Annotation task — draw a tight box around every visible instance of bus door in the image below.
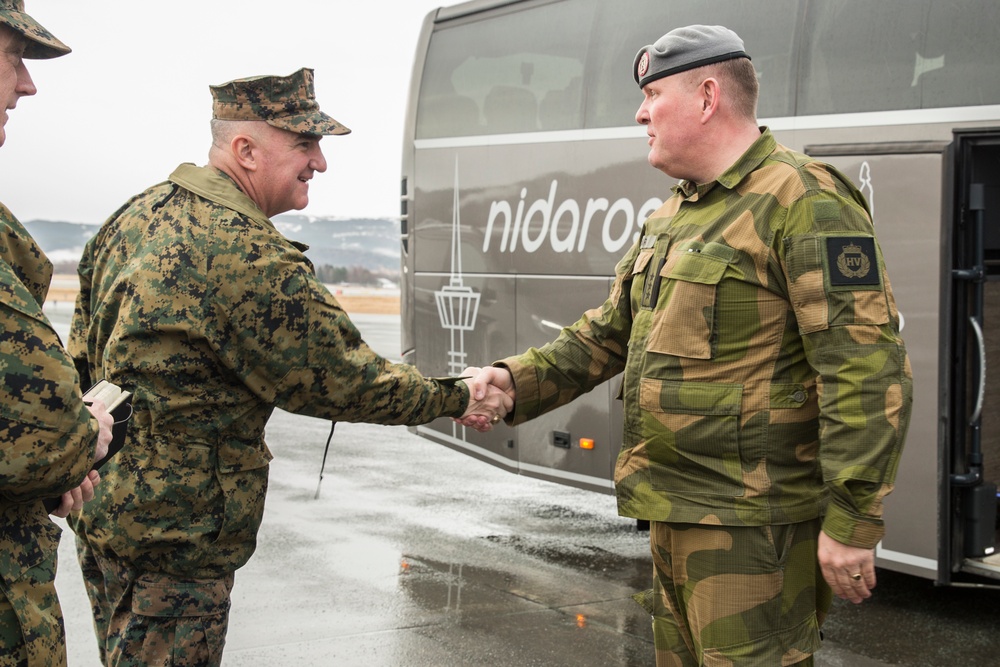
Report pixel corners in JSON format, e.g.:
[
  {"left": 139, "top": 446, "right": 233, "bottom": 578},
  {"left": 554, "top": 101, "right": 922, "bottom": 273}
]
[
  {"left": 806, "top": 139, "right": 947, "bottom": 582},
  {"left": 948, "top": 130, "right": 1000, "bottom": 584},
  {"left": 511, "top": 274, "right": 620, "bottom": 495}
]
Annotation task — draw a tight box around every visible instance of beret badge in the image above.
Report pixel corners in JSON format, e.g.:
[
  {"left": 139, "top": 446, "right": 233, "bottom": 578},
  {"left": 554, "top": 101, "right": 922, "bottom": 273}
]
[{"left": 637, "top": 51, "right": 650, "bottom": 80}]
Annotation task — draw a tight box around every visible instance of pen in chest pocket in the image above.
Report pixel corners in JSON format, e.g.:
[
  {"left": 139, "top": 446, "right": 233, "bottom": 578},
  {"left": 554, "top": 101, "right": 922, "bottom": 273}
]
[{"left": 647, "top": 256, "right": 667, "bottom": 307}]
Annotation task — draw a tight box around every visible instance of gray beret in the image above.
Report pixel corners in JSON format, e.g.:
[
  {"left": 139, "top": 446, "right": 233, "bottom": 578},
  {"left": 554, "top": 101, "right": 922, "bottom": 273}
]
[{"left": 634, "top": 25, "right": 749, "bottom": 88}]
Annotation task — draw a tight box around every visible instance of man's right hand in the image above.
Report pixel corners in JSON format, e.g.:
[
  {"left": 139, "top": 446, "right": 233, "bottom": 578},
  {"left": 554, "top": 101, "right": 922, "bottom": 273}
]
[
  {"left": 86, "top": 399, "right": 114, "bottom": 463},
  {"left": 456, "top": 366, "right": 516, "bottom": 431}
]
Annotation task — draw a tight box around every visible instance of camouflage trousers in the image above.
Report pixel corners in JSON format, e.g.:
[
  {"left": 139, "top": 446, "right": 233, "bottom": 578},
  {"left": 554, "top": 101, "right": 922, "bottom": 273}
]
[
  {"left": 76, "top": 537, "right": 233, "bottom": 667},
  {"left": 0, "top": 547, "right": 66, "bottom": 667},
  {"left": 635, "top": 519, "right": 831, "bottom": 667}
]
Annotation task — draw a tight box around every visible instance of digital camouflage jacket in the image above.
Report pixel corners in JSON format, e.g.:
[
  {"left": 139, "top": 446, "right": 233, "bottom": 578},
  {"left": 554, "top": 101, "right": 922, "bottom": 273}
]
[
  {"left": 501, "top": 130, "right": 912, "bottom": 549},
  {"left": 0, "top": 203, "right": 98, "bottom": 667},
  {"left": 68, "top": 164, "right": 469, "bottom": 578}
]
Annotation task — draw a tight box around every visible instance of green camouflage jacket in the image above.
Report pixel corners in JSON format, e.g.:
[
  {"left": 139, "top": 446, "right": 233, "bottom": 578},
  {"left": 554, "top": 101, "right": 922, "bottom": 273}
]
[
  {"left": 501, "top": 129, "right": 912, "bottom": 548},
  {"left": 68, "top": 164, "right": 469, "bottom": 577},
  {"left": 0, "top": 203, "right": 98, "bottom": 666}
]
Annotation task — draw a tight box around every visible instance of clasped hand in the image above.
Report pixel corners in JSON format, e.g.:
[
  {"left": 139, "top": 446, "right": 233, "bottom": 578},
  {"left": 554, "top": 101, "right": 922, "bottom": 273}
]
[
  {"left": 456, "top": 366, "right": 517, "bottom": 432},
  {"left": 50, "top": 399, "right": 114, "bottom": 518}
]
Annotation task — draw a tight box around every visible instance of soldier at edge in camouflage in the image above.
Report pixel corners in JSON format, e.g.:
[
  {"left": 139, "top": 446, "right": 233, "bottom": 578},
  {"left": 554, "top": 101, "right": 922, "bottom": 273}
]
[
  {"left": 463, "top": 24, "right": 912, "bottom": 667},
  {"left": 0, "top": 2, "right": 114, "bottom": 666},
  {"left": 68, "top": 67, "right": 511, "bottom": 667}
]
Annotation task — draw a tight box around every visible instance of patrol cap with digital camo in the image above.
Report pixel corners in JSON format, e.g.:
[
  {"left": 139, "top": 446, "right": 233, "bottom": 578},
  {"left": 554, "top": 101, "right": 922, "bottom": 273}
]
[
  {"left": 210, "top": 67, "right": 351, "bottom": 137},
  {"left": 0, "top": 0, "right": 71, "bottom": 59},
  {"left": 634, "top": 25, "right": 749, "bottom": 88}
]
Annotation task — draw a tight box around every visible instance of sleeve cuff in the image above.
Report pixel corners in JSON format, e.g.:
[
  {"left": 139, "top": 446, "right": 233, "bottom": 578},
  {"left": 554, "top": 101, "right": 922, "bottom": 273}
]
[
  {"left": 494, "top": 359, "right": 538, "bottom": 424},
  {"left": 822, "top": 501, "right": 885, "bottom": 549}
]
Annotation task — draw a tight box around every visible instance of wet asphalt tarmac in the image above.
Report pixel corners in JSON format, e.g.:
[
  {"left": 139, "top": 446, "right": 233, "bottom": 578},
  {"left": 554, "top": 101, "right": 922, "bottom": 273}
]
[{"left": 44, "top": 305, "right": 1000, "bottom": 666}]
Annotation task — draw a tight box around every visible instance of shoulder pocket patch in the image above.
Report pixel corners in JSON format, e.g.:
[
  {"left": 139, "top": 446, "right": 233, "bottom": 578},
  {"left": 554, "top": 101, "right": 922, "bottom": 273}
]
[{"left": 826, "top": 236, "right": 881, "bottom": 288}]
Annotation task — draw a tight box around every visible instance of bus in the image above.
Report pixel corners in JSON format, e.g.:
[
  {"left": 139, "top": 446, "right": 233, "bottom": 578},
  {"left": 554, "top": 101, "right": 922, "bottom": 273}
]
[{"left": 399, "top": 0, "right": 1000, "bottom": 588}]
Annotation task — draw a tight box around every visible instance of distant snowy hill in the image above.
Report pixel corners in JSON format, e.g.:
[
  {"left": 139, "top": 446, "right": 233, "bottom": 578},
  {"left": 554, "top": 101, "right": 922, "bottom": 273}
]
[
  {"left": 21, "top": 215, "right": 401, "bottom": 274},
  {"left": 20, "top": 220, "right": 100, "bottom": 266},
  {"left": 272, "top": 214, "right": 400, "bottom": 273}
]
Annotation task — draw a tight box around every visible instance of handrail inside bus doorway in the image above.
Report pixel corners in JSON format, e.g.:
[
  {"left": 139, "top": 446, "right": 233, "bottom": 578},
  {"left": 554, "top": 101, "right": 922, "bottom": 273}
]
[
  {"left": 968, "top": 316, "right": 986, "bottom": 427},
  {"left": 951, "top": 183, "right": 987, "bottom": 489}
]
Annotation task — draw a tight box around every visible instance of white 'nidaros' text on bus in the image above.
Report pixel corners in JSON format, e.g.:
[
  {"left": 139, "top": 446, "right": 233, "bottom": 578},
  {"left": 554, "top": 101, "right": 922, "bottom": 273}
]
[{"left": 483, "top": 179, "right": 663, "bottom": 254}]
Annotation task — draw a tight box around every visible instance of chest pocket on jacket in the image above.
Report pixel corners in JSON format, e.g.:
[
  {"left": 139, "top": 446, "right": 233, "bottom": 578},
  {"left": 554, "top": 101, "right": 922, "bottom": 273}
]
[{"left": 646, "top": 242, "right": 734, "bottom": 359}]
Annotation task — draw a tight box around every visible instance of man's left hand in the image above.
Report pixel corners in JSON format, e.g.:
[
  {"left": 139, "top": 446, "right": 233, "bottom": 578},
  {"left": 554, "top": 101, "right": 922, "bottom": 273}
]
[
  {"left": 818, "top": 530, "right": 875, "bottom": 604},
  {"left": 50, "top": 470, "right": 101, "bottom": 518}
]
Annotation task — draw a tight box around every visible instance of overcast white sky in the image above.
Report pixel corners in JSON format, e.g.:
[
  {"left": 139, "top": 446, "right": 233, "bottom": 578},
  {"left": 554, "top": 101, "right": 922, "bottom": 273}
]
[{"left": 1, "top": 0, "right": 450, "bottom": 224}]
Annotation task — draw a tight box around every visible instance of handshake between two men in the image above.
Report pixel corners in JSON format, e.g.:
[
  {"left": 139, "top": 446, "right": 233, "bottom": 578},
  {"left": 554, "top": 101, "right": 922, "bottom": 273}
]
[{"left": 458, "top": 367, "right": 516, "bottom": 433}]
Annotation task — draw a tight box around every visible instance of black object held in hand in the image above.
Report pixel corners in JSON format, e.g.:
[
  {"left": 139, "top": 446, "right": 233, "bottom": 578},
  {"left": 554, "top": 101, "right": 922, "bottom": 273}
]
[{"left": 43, "top": 397, "right": 132, "bottom": 514}]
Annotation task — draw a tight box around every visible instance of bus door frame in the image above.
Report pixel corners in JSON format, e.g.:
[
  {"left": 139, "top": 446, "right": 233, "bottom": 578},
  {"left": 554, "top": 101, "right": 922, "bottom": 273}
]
[{"left": 946, "top": 128, "right": 1000, "bottom": 585}]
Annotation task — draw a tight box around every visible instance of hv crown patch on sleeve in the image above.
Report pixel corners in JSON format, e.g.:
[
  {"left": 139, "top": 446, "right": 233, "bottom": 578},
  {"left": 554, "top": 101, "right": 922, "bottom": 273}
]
[{"left": 825, "top": 236, "right": 881, "bottom": 288}]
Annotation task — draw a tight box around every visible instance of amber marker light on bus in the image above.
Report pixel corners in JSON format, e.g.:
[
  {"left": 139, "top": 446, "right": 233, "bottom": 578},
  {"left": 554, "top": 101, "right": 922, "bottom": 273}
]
[{"left": 579, "top": 438, "right": 595, "bottom": 450}]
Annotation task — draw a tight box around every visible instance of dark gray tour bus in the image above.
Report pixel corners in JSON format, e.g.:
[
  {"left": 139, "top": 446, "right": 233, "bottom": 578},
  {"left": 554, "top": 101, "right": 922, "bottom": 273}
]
[{"left": 399, "top": 0, "right": 1000, "bottom": 588}]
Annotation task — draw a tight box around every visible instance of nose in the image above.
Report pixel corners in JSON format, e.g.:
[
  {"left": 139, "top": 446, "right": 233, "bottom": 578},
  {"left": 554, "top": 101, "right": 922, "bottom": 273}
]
[
  {"left": 310, "top": 145, "right": 327, "bottom": 173},
  {"left": 635, "top": 99, "right": 649, "bottom": 125},
  {"left": 16, "top": 62, "right": 37, "bottom": 98}
]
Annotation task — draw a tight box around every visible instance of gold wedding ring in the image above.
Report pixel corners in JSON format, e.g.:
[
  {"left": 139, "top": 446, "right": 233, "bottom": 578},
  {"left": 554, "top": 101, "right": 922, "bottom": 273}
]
[
  {"left": 491, "top": 414, "right": 501, "bottom": 424},
  {"left": 850, "top": 573, "right": 863, "bottom": 581}
]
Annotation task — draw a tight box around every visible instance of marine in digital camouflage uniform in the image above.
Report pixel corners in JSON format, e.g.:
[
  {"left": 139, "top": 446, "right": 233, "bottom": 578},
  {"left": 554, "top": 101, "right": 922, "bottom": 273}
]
[
  {"left": 0, "top": 4, "right": 107, "bottom": 666},
  {"left": 0, "top": 209, "right": 100, "bottom": 667},
  {"left": 68, "top": 68, "right": 508, "bottom": 667},
  {"left": 471, "top": 26, "right": 912, "bottom": 666}
]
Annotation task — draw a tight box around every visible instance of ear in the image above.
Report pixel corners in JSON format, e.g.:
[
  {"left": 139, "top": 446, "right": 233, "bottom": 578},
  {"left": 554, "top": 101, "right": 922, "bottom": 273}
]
[
  {"left": 231, "top": 135, "right": 257, "bottom": 171},
  {"left": 698, "top": 77, "right": 721, "bottom": 123}
]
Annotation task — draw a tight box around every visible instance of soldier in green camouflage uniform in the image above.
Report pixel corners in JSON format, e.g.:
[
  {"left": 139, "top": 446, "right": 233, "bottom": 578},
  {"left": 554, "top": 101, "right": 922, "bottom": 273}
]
[
  {"left": 0, "top": 3, "right": 113, "bottom": 666},
  {"left": 466, "top": 25, "right": 912, "bottom": 666},
  {"left": 68, "top": 68, "right": 511, "bottom": 667}
]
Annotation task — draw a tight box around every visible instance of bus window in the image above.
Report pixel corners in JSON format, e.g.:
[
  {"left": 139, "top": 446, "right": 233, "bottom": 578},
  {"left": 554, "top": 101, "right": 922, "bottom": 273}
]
[
  {"left": 415, "top": 0, "right": 598, "bottom": 138},
  {"left": 919, "top": 0, "right": 1000, "bottom": 109},
  {"left": 799, "top": 0, "right": 1000, "bottom": 115},
  {"left": 800, "top": 0, "right": 926, "bottom": 114},
  {"left": 586, "top": 0, "right": 798, "bottom": 128}
]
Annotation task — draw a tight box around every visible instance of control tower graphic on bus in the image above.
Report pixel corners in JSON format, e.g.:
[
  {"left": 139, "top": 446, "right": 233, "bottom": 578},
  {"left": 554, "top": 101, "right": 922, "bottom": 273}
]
[{"left": 434, "top": 160, "right": 481, "bottom": 437}]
